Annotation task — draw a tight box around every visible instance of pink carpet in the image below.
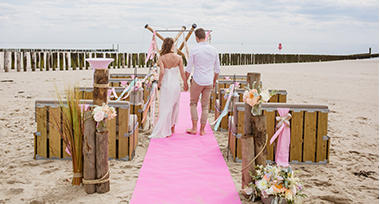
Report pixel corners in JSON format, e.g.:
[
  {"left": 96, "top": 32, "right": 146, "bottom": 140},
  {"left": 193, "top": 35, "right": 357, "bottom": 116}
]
[{"left": 130, "top": 92, "right": 241, "bottom": 204}]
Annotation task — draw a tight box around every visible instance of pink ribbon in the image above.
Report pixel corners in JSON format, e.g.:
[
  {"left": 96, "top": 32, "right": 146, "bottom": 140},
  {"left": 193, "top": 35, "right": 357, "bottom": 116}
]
[
  {"left": 121, "top": 81, "right": 129, "bottom": 87},
  {"left": 270, "top": 108, "right": 292, "bottom": 167},
  {"left": 145, "top": 31, "right": 157, "bottom": 63},
  {"left": 78, "top": 104, "right": 89, "bottom": 113},
  {"left": 225, "top": 76, "right": 230, "bottom": 80},
  {"left": 65, "top": 142, "right": 71, "bottom": 156},
  {"left": 205, "top": 30, "right": 211, "bottom": 40}
]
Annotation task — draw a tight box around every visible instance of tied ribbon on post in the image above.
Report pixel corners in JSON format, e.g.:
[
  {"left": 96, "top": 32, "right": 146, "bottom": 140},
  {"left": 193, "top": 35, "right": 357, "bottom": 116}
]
[
  {"left": 145, "top": 31, "right": 159, "bottom": 63},
  {"left": 211, "top": 84, "right": 235, "bottom": 131},
  {"left": 205, "top": 30, "right": 212, "bottom": 42},
  {"left": 270, "top": 108, "right": 292, "bottom": 167}
]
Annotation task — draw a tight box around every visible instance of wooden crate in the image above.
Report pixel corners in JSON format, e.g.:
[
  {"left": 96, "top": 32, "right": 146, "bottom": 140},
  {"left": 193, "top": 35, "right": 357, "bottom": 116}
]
[
  {"left": 34, "top": 100, "right": 138, "bottom": 160},
  {"left": 215, "top": 89, "right": 287, "bottom": 131},
  {"left": 76, "top": 87, "right": 147, "bottom": 129},
  {"left": 228, "top": 102, "right": 330, "bottom": 164}
]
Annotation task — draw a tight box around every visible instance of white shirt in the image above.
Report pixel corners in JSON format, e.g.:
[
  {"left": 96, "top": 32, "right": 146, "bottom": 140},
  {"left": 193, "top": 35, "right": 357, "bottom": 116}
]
[{"left": 185, "top": 42, "right": 221, "bottom": 86}]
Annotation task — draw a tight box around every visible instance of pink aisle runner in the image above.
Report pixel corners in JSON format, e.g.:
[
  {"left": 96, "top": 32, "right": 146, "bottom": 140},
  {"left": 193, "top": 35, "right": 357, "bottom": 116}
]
[{"left": 130, "top": 92, "right": 241, "bottom": 203}]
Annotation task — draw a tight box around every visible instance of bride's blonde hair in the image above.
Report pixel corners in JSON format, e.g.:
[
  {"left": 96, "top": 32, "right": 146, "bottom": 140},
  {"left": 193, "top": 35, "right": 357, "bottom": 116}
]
[{"left": 160, "top": 37, "right": 174, "bottom": 56}]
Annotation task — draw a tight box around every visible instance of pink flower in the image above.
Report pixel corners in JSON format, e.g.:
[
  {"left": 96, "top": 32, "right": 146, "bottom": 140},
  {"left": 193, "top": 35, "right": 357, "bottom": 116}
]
[{"left": 93, "top": 111, "right": 105, "bottom": 122}]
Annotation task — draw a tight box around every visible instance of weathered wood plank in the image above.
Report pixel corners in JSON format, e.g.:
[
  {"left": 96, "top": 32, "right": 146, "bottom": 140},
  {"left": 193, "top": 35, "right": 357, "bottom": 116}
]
[{"left": 303, "top": 111, "right": 317, "bottom": 162}]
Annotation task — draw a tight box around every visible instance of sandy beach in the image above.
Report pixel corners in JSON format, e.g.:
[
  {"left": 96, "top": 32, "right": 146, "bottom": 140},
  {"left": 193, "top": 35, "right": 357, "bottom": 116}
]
[{"left": 0, "top": 59, "right": 378, "bottom": 203}]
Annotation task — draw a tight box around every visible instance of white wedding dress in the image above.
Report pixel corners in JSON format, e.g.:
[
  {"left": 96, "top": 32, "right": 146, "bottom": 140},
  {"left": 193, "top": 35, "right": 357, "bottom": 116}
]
[{"left": 149, "top": 66, "right": 180, "bottom": 138}]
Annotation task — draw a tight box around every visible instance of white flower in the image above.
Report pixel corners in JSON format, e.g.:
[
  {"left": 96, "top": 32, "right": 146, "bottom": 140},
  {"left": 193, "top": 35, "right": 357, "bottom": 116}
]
[
  {"left": 93, "top": 106, "right": 102, "bottom": 114},
  {"left": 93, "top": 111, "right": 105, "bottom": 122},
  {"left": 265, "top": 187, "right": 274, "bottom": 196},
  {"left": 257, "top": 179, "right": 269, "bottom": 191},
  {"left": 260, "top": 89, "right": 271, "bottom": 102}
]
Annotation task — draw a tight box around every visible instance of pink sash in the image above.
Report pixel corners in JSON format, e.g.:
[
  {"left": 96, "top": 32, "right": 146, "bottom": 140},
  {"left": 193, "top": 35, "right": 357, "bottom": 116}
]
[{"left": 270, "top": 108, "right": 292, "bottom": 167}]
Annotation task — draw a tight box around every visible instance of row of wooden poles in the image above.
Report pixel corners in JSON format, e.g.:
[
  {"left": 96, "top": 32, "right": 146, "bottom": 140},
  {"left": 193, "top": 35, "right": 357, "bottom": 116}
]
[{"left": 1, "top": 50, "right": 378, "bottom": 72}]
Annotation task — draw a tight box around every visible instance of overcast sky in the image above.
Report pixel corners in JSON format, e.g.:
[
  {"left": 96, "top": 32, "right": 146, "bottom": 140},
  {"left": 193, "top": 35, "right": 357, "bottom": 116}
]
[{"left": 0, "top": 0, "right": 378, "bottom": 54}]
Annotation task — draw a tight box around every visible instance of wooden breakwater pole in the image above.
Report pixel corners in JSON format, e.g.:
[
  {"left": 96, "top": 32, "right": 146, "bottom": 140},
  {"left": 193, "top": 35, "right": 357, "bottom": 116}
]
[
  {"left": 83, "top": 58, "right": 113, "bottom": 194},
  {"left": 241, "top": 72, "right": 268, "bottom": 190}
]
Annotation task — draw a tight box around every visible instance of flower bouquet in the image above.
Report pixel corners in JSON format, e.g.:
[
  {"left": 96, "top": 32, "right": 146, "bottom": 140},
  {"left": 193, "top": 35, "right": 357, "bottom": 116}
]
[
  {"left": 243, "top": 82, "right": 276, "bottom": 115},
  {"left": 242, "top": 164, "right": 307, "bottom": 204},
  {"left": 92, "top": 103, "right": 117, "bottom": 132}
]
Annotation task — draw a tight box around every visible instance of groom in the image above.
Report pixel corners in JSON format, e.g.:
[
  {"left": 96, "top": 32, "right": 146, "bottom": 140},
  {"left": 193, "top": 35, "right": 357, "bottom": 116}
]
[{"left": 185, "top": 28, "right": 220, "bottom": 135}]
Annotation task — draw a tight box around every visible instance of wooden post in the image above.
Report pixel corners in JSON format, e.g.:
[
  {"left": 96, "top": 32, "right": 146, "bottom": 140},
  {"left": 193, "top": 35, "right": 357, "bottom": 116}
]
[
  {"left": 79, "top": 53, "right": 83, "bottom": 70},
  {"left": 93, "top": 67, "right": 110, "bottom": 193},
  {"left": 52, "top": 52, "right": 57, "bottom": 71},
  {"left": 179, "top": 23, "right": 196, "bottom": 51},
  {"left": 36, "top": 52, "right": 40, "bottom": 69},
  {"left": 46, "top": 52, "right": 51, "bottom": 71},
  {"left": 40, "top": 52, "right": 45, "bottom": 71},
  {"left": 31, "top": 52, "right": 36, "bottom": 71},
  {"left": 173, "top": 26, "right": 186, "bottom": 42},
  {"left": 23, "top": 52, "right": 28, "bottom": 71},
  {"left": 11, "top": 52, "right": 15, "bottom": 70},
  {"left": 16, "top": 52, "right": 21, "bottom": 72},
  {"left": 128, "top": 53, "right": 131, "bottom": 68},
  {"left": 252, "top": 115, "right": 267, "bottom": 166},
  {"left": 85, "top": 53, "right": 89, "bottom": 70},
  {"left": 121, "top": 53, "right": 125, "bottom": 68},
  {"left": 65, "top": 53, "right": 69, "bottom": 70},
  {"left": 241, "top": 72, "right": 263, "bottom": 189},
  {"left": 83, "top": 111, "right": 96, "bottom": 194},
  {"left": 59, "top": 52, "right": 64, "bottom": 70},
  {"left": 4, "top": 51, "right": 10, "bottom": 72}
]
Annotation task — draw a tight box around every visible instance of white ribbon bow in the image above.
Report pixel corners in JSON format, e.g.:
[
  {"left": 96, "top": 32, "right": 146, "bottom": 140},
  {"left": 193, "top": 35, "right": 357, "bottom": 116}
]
[{"left": 276, "top": 113, "right": 292, "bottom": 128}]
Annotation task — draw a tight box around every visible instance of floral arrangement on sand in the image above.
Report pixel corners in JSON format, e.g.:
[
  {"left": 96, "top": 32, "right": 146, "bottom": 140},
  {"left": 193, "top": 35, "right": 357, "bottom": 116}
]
[
  {"left": 48, "top": 86, "right": 85, "bottom": 185},
  {"left": 92, "top": 103, "right": 117, "bottom": 132},
  {"left": 242, "top": 165, "right": 307, "bottom": 204},
  {"left": 243, "top": 82, "right": 276, "bottom": 115}
]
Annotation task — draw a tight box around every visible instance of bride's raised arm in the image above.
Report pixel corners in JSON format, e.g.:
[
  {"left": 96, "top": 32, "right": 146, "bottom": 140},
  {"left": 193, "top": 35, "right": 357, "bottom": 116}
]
[
  {"left": 157, "top": 56, "right": 165, "bottom": 88},
  {"left": 178, "top": 56, "right": 188, "bottom": 91}
]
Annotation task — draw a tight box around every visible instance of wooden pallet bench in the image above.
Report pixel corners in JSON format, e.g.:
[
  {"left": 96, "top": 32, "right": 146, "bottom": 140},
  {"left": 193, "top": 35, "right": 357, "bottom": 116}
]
[
  {"left": 34, "top": 100, "right": 138, "bottom": 161},
  {"left": 215, "top": 89, "right": 287, "bottom": 131},
  {"left": 75, "top": 87, "right": 147, "bottom": 129},
  {"left": 110, "top": 73, "right": 147, "bottom": 79},
  {"left": 228, "top": 102, "right": 330, "bottom": 164}
]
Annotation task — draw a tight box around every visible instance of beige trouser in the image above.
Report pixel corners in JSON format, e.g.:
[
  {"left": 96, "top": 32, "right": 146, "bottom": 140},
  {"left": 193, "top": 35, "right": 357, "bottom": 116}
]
[{"left": 190, "top": 80, "right": 213, "bottom": 124}]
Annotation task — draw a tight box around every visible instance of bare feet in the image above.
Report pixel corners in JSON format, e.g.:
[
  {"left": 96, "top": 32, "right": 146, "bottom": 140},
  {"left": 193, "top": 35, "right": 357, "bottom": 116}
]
[
  {"left": 166, "top": 134, "right": 172, "bottom": 138},
  {"left": 186, "top": 128, "right": 197, "bottom": 135},
  {"left": 171, "top": 125, "right": 175, "bottom": 133},
  {"left": 199, "top": 130, "right": 207, "bottom": 136}
]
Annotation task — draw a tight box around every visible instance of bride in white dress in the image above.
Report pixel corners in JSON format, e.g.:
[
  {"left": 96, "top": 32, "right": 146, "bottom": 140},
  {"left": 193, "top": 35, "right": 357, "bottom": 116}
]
[{"left": 149, "top": 37, "right": 188, "bottom": 139}]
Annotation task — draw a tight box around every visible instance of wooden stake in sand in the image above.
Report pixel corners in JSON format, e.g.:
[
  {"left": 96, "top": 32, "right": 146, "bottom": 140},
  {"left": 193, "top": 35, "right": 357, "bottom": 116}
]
[
  {"left": 83, "top": 111, "right": 96, "bottom": 194},
  {"left": 93, "top": 67, "right": 110, "bottom": 193},
  {"left": 241, "top": 72, "right": 267, "bottom": 189}
]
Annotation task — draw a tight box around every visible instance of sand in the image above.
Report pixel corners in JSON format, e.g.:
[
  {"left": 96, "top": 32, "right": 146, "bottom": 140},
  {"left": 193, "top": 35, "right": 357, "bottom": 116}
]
[{"left": 0, "top": 59, "right": 378, "bottom": 204}]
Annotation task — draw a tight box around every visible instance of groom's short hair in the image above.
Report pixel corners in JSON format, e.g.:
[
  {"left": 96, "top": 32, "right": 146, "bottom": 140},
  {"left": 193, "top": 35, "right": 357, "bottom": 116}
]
[{"left": 195, "top": 28, "right": 205, "bottom": 40}]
